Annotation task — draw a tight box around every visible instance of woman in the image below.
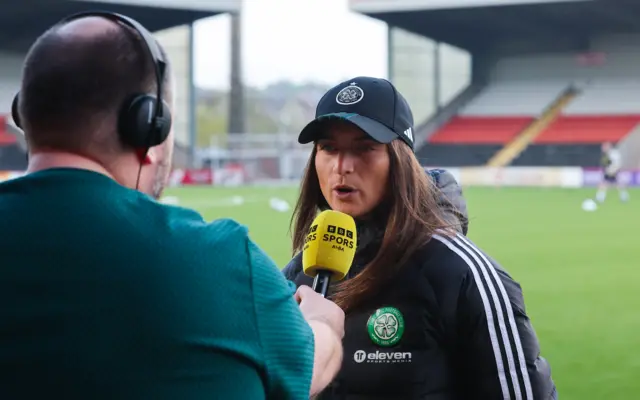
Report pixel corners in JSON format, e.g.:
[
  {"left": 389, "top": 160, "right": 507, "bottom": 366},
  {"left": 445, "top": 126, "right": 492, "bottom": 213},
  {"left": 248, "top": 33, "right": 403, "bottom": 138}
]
[{"left": 283, "top": 77, "right": 557, "bottom": 400}]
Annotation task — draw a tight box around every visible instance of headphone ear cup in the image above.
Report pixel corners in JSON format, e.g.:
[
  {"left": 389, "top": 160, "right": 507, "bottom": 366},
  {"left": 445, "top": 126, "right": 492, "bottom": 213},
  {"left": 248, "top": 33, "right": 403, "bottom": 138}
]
[
  {"left": 118, "top": 94, "right": 172, "bottom": 148},
  {"left": 155, "top": 100, "right": 172, "bottom": 144},
  {"left": 11, "top": 94, "right": 21, "bottom": 129}
]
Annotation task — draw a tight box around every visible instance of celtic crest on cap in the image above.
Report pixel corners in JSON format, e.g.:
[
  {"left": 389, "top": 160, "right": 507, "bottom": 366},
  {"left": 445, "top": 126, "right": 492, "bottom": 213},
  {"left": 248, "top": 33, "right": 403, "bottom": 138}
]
[
  {"left": 336, "top": 82, "right": 364, "bottom": 105},
  {"left": 366, "top": 306, "right": 405, "bottom": 347}
]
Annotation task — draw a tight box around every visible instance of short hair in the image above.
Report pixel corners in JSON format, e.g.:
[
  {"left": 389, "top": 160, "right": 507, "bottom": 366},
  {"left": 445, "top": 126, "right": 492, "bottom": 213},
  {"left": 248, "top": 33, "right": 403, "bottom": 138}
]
[{"left": 18, "top": 19, "right": 172, "bottom": 155}]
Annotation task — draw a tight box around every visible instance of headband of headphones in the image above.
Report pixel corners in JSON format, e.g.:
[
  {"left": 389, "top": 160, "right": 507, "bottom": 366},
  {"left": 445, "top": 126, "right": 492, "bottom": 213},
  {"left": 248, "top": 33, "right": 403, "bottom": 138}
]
[{"left": 58, "top": 11, "right": 167, "bottom": 124}]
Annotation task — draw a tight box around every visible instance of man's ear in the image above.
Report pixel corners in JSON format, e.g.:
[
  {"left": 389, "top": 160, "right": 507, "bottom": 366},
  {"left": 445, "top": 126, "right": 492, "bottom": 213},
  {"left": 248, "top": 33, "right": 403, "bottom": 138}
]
[{"left": 135, "top": 149, "right": 152, "bottom": 165}]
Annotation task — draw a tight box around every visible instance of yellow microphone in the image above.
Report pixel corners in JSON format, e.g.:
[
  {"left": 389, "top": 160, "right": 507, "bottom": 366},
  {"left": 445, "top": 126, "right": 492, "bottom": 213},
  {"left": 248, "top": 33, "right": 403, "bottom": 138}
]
[{"left": 302, "top": 210, "right": 357, "bottom": 297}]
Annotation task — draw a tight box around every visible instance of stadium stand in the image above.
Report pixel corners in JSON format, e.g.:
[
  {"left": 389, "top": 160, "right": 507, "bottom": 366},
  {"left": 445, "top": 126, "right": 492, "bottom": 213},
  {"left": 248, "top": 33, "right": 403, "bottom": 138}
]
[
  {"left": 562, "top": 80, "right": 640, "bottom": 115},
  {"left": 418, "top": 81, "right": 572, "bottom": 166},
  {"left": 487, "top": 87, "right": 578, "bottom": 167},
  {"left": 348, "top": 1, "right": 640, "bottom": 171},
  {"left": 513, "top": 80, "right": 640, "bottom": 166},
  {"left": 418, "top": 61, "right": 640, "bottom": 167},
  {"left": 419, "top": 116, "right": 532, "bottom": 166},
  {"left": 459, "top": 81, "right": 570, "bottom": 117},
  {"left": 0, "top": 117, "right": 14, "bottom": 146}
]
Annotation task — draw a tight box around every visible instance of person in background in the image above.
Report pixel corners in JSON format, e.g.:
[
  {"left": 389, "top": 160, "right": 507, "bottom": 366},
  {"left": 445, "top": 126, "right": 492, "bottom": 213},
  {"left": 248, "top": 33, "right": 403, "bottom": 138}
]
[
  {"left": 0, "top": 12, "right": 342, "bottom": 399},
  {"left": 284, "top": 76, "right": 557, "bottom": 399},
  {"left": 596, "top": 141, "right": 629, "bottom": 203},
  {"left": 427, "top": 168, "right": 469, "bottom": 236}
]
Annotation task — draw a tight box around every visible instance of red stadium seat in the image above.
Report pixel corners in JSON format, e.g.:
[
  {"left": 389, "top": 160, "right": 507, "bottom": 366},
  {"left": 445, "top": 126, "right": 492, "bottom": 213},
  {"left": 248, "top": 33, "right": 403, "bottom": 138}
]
[
  {"left": 428, "top": 116, "right": 534, "bottom": 144},
  {"left": 534, "top": 115, "right": 640, "bottom": 144}
]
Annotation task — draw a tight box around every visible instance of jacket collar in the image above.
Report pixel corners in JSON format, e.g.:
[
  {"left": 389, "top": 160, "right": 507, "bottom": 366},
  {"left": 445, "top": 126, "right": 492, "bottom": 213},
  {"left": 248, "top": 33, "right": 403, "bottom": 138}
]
[{"left": 348, "top": 218, "right": 385, "bottom": 277}]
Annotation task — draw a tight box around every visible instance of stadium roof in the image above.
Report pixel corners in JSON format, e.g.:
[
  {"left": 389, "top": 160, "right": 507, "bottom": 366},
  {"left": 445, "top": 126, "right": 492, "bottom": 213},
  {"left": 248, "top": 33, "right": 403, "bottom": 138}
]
[
  {"left": 350, "top": 0, "right": 640, "bottom": 53},
  {"left": 0, "top": 0, "right": 241, "bottom": 53}
]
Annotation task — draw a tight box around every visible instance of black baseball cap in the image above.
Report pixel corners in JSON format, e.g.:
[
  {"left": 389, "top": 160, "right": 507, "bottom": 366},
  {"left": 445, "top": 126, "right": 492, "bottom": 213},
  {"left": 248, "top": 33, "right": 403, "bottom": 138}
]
[{"left": 298, "top": 76, "right": 415, "bottom": 150}]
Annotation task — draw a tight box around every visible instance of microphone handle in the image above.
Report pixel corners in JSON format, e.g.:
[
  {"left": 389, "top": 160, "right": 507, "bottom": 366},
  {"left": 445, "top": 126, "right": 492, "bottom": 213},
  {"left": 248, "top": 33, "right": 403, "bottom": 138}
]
[{"left": 312, "top": 270, "right": 333, "bottom": 298}]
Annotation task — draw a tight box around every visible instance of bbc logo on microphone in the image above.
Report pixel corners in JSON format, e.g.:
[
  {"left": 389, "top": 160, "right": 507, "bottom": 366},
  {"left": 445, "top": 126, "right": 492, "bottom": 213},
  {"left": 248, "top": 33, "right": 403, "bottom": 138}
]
[
  {"left": 324, "top": 225, "right": 354, "bottom": 249},
  {"left": 304, "top": 224, "right": 319, "bottom": 246},
  {"left": 327, "top": 225, "right": 353, "bottom": 239}
]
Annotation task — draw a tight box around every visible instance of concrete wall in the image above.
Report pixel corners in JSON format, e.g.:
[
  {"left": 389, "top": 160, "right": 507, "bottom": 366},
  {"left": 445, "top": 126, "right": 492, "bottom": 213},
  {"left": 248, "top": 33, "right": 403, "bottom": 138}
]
[
  {"left": 478, "top": 33, "right": 640, "bottom": 118},
  {"left": 0, "top": 51, "right": 25, "bottom": 118},
  {"left": 389, "top": 28, "right": 436, "bottom": 124},
  {"left": 389, "top": 27, "right": 471, "bottom": 124},
  {"left": 154, "top": 24, "right": 193, "bottom": 147},
  {"left": 489, "top": 33, "right": 640, "bottom": 83}
]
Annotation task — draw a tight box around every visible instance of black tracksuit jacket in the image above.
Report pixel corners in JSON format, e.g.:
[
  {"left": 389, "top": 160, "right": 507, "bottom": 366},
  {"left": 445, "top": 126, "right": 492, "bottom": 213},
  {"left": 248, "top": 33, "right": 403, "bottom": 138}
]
[{"left": 282, "top": 221, "right": 557, "bottom": 400}]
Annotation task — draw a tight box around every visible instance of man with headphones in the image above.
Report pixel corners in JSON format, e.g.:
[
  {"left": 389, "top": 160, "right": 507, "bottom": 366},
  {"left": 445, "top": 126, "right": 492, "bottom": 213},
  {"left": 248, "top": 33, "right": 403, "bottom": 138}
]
[{"left": 0, "top": 12, "right": 344, "bottom": 399}]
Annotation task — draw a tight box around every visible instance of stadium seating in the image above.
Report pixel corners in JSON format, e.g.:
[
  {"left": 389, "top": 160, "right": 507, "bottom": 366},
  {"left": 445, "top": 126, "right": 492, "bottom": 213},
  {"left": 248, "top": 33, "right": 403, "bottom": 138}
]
[
  {"left": 420, "top": 116, "right": 532, "bottom": 166},
  {"left": 420, "top": 77, "right": 640, "bottom": 167},
  {"left": 417, "top": 143, "right": 505, "bottom": 167},
  {"left": 512, "top": 80, "right": 640, "bottom": 166},
  {"left": 420, "top": 81, "right": 569, "bottom": 166},
  {"left": 428, "top": 116, "right": 533, "bottom": 144},
  {"left": 513, "top": 115, "right": 640, "bottom": 166},
  {"left": 534, "top": 115, "right": 640, "bottom": 144},
  {"left": 0, "top": 116, "right": 15, "bottom": 146},
  {"left": 459, "top": 81, "right": 569, "bottom": 117},
  {"left": 511, "top": 144, "right": 602, "bottom": 167},
  {"left": 562, "top": 80, "right": 640, "bottom": 116}
]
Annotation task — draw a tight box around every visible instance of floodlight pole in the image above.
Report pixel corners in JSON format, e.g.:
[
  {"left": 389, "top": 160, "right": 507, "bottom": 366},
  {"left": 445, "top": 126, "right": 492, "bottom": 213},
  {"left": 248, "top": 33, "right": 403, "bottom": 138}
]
[{"left": 228, "top": 11, "right": 246, "bottom": 136}]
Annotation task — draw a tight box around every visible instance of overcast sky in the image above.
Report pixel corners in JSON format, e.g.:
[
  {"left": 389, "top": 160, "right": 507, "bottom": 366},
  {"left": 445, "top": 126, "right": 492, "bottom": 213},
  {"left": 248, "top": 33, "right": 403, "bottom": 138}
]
[{"left": 192, "top": 0, "right": 388, "bottom": 89}]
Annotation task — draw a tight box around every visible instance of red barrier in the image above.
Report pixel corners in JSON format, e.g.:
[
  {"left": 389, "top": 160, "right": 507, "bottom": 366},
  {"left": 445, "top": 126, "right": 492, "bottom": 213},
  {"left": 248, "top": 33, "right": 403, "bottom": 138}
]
[{"left": 169, "top": 165, "right": 246, "bottom": 187}]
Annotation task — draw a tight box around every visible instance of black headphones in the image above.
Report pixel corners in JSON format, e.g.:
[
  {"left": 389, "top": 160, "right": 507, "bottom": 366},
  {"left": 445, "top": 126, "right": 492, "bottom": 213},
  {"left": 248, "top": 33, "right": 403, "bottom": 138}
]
[{"left": 11, "top": 10, "right": 172, "bottom": 149}]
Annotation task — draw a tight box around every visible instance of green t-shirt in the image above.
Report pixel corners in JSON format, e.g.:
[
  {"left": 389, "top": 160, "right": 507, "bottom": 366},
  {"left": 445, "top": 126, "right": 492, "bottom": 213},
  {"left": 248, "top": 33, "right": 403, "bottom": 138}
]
[{"left": 0, "top": 168, "right": 313, "bottom": 399}]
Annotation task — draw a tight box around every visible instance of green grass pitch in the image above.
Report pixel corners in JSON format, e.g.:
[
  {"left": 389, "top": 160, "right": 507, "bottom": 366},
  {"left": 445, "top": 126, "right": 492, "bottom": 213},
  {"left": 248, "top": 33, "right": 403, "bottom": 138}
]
[{"left": 163, "top": 185, "right": 639, "bottom": 400}]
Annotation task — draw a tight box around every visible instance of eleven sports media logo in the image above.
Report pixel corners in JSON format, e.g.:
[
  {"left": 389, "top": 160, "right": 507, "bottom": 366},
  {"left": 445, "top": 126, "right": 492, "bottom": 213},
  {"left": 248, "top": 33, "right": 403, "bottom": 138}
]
[{"left": 353, "top": 306, "right": 412, "bottom": 364}]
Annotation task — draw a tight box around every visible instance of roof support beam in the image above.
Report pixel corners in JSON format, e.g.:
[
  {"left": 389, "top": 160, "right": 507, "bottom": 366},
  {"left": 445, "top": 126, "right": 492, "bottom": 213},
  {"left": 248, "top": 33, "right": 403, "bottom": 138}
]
[
  {"left": 483, "top": 7, "right": 580, "bottom": 41},
  {"left": 596, "top": 5, "right": 640, "bottom": 31}
]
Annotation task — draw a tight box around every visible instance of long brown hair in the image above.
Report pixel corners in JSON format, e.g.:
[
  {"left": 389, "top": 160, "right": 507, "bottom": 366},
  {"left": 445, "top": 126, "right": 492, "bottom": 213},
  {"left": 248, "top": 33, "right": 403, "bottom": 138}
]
[{"left": 290, "top": 140, "right": 455, "bottom": 313}]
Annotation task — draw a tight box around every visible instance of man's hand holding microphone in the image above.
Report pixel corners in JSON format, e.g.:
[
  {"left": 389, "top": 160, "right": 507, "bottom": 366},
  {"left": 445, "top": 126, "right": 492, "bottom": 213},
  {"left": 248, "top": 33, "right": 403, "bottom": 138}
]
[{"left": 295, "top": 210, "right": 357, "bottom": 398}]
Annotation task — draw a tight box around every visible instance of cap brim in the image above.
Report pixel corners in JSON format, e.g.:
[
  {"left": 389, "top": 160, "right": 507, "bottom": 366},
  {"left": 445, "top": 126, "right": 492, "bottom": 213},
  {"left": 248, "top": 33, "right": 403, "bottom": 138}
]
[{"left": 298, "top": 113, "right": 398, "bottom": 145}]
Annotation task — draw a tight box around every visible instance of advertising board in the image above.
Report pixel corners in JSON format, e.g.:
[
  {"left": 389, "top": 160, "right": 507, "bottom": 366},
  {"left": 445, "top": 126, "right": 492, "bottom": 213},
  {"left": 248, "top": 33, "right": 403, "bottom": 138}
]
[
  {"left": 169, "top": 165, "right": 246, "bottom": 187},
  {"left": 582, "top": 168, "right": 639, "bottom": 187},
  {"left": 455, "top": 167, "right": 583, "bottom": 188}
]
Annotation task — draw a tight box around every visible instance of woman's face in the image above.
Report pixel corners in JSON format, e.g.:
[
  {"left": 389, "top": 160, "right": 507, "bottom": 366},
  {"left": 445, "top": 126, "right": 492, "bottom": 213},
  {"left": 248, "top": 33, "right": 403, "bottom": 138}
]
[{"left": 314, "top": 121, "right": 390, "bottom": 219}]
